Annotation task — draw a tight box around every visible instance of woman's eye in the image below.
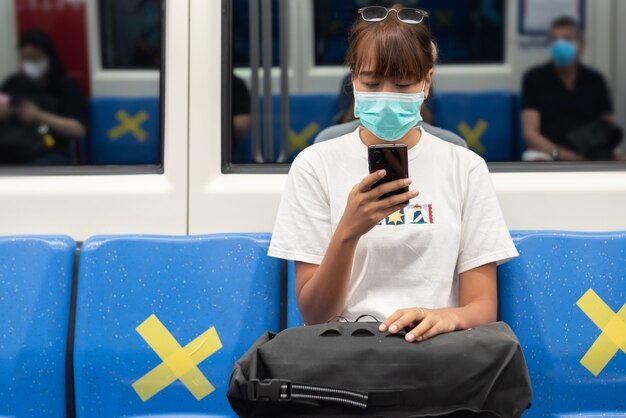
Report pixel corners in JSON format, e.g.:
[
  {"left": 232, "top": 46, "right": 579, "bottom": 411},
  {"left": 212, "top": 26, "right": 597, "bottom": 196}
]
[
  {"left": 363, "top": 82, "right": 379, "bottom": 88},
  {"left": 396, "top": 84, "right": 412, "bottom": 88}
]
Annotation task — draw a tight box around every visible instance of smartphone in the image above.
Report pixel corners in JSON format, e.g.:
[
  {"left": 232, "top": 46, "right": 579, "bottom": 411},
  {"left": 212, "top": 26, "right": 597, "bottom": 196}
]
[{"left": 368, "top": 144, "right": 409, "bottom": 201}]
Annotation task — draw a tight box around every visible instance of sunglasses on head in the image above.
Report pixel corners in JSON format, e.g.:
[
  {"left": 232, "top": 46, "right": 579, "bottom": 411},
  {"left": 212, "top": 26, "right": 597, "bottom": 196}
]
[{"left": 358, "top": 6, "right": 429, "bottom": 24}]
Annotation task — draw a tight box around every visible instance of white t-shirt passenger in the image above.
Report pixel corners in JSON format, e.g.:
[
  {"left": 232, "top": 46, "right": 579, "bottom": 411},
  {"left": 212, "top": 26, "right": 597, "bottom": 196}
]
[{"left": 268, "top": 126, "right": 519, "bottom": 321}]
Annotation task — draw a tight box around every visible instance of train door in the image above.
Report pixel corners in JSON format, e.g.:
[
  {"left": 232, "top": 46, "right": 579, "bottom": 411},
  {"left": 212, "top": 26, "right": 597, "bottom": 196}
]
[{"left": 0, "top": 0, "right": 189, "bottom": 240}]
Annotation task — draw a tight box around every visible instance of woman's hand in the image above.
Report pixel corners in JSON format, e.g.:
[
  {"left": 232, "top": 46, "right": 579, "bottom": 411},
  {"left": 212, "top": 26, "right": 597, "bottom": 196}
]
[
  {"left": 379, "top": 307, "right": 460, "bottom": 343},
  {"left": 337, "top": 170, "right": 418, "bottom": 241},
  {"left": 18, "top": 101, "right": 43, "bottom": 124}
]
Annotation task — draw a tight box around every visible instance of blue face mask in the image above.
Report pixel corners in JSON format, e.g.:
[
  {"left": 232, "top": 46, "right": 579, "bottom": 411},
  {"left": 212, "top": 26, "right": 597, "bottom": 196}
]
[
  {"left": 354, "top": 82, "right": 426, "bottom": 142},
  {"left": 550, "top": 39, "right": 577, "bottom": 68}
]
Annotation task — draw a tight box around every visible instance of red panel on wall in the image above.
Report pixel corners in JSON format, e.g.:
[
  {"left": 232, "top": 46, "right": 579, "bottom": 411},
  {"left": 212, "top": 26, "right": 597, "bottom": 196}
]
[{"left": 15, "top": 0, "right": 91, "bottom": 97}]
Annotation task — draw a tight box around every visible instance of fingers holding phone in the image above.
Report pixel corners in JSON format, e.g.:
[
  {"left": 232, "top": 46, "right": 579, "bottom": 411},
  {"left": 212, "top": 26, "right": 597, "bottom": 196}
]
[
  {"left": 340, "top": 173, "right": 418, "bottom": 241},
  {"left": 338, "top": 144, "right": 416, "bottom": 241}
]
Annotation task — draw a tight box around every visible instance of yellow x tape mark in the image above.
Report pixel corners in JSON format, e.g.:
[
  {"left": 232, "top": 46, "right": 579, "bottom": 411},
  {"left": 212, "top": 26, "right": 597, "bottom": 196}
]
[
  {"left": 458, "top": 120, "right": 488, "bottom": 156},
  {"left": 108, "top": 110, "right": 149, "bottom": 143},
  {"left": 576, "top": 289, "right": 626, "bottom": 376},
  {"left": 132, "top": 314, "right": 223, "bottom": 401},
  {"left": 289, "top": 122, "right": 320, "bottom": 154}
]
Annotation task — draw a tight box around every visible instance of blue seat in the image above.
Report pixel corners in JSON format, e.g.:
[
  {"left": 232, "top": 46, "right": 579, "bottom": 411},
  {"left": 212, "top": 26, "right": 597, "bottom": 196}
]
[
  {"left": 90, "top": 97, "right": 161, "bottom": 165},
  {"left": 274, "top": 94, "right": 338, "bottom": 162},
  {"left": 0, "top": 236, "right": 76, "bottom": 418},
  {"left": 434, "top": 91, "right": 515, "bottom": 161},
  {"left": 286, "top": 261, "right": 305, "bottom": 327},
  {"left": 74, "top": 234, "right": 282, "bottom": 417},
  {"left": 499, "top": 231, "right": 626, "bottom": 417},
  {"left": 233, "top": 94, "right": 338, "bottom": 164}
]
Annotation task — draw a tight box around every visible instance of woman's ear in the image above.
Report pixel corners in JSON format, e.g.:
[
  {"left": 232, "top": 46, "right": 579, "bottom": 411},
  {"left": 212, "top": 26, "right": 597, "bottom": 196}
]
[{"left": 424, "top": 68, "right": 435, "bottom": 98}]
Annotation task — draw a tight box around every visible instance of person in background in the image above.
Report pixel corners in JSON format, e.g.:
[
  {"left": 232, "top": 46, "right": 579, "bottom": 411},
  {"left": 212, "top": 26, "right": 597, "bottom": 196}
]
[
  {"left": 0, "top": 29, "right": 88, "bottom": 165},
  {"left": 232, "top": 74, "right": 251, "bottom": 140},
  {"left": 521, "top": 16, "right": 617, "bottom": 161}
]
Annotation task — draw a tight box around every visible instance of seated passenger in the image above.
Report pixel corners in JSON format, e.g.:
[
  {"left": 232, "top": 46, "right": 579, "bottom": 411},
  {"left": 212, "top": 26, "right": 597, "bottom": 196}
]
[
  {"left": 232, "top": 74, "right": 251, "bottom": 141},
  {"left": 269, "top": 3, "right": 517, "bottom": 346},
  {"left": 0, "top": 29, "right": 88, "bottom": 165},
  {"left": 521, "top": 17, "right": 620, "bottom": 161}
]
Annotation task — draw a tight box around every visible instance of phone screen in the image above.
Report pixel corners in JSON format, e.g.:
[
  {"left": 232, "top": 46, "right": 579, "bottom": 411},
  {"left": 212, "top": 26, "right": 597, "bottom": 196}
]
[{"left": 368, "top": 144, "right": 409, "bottom": 200}]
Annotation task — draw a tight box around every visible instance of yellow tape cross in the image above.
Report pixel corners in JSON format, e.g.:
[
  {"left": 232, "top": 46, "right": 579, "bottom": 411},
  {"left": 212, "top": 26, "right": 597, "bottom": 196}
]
[
  {"left": 108, "top": 110, "right": 149, "bottom": 143},
  {"left": 289, "top": 122, "right": 320, "bottom": 154},
  {"left": 458, "top": 120, "right": 488, "bottom": 156},
  {"left": 576, "top": 289, "right": 626, "bottom": 376},
  {"left": 132, "top": 314, "right": 223, "bottom": 401}
]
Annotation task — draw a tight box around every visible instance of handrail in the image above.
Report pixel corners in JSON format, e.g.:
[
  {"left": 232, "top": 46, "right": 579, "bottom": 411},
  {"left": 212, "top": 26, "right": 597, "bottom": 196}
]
[
  {"left": 248, "top": 0, "right": 263, "bottom": 163},
  {"left": 276, "top": 0, "right": 290, "bottom": 163},
  {"left": 261, "top": 0, "right": 274, "bottom": 162}
]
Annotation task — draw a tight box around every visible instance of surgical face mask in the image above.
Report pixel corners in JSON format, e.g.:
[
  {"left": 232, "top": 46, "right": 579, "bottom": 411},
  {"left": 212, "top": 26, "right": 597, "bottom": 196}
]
[
  {"left": 550, "top": 39, "right": 577, "bottom": 68},
  {"left": 22, "top": 60, "right": 49, "bottom": 81},
  {"left": 354, "top": 82, "right": 426, "bottom": 142}
]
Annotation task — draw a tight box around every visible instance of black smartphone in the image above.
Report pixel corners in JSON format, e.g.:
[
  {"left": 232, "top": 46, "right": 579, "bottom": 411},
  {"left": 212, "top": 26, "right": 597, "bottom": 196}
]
[{"left": 368, "top": 144, "right": 409, "bottom": 201}]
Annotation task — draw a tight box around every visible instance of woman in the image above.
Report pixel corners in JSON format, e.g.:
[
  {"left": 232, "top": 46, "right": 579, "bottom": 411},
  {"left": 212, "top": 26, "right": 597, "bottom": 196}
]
[
  {"left": 268, "top": 6, "right": 518, "bottom": 343},
  {"left": 0, "top": 29, "right": 88, "bottom": 165}
]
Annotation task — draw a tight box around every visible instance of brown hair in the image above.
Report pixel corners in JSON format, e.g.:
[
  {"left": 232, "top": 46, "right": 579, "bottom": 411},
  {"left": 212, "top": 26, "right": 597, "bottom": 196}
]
[{"left": 346, "top": 11, "right": 435, "bottom": 82}]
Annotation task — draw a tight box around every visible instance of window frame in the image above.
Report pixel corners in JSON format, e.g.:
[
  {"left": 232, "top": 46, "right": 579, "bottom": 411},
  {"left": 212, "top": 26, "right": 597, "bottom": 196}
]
[
  {"left": 0, "top": 0, "right": 189, "bottom": 240},
  {"left": 221, "top": 0, "right": 625, "bottom": 174}
]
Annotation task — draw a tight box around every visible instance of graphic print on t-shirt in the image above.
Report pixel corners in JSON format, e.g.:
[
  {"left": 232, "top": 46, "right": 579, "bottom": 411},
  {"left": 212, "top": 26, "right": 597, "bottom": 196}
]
[{"left": 379, "top": 203, "right": 434, "bottom": 227}]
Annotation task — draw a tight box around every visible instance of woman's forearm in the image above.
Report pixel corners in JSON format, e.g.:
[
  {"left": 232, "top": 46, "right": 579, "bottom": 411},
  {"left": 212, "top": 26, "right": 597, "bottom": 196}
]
[
  {"left": 298, "top": 225, "right": 360, "bottom": 324},
  {"left": 445, "top": 298, "right": 497, "bottom": 330},
  {"left": 38, "top": 110, "right": 86, "bottom": 139}
]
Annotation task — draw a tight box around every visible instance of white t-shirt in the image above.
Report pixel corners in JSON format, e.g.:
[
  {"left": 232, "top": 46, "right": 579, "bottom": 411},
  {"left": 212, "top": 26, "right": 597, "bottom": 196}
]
[{"left": 268, "top": 126, "right": 519, "bottom": 321}]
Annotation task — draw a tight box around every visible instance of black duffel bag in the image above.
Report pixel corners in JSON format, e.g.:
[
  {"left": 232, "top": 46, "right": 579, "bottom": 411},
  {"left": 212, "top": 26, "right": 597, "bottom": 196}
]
[
  {"left": 565, "top": 119, "right": 623, "bottom": 160},
  {"left": 227, "top": 321, "right": 532, "bottom": 417}
]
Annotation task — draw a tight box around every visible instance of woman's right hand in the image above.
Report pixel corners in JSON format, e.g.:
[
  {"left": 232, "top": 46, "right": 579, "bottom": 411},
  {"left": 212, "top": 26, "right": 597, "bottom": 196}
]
[{"left": 337, "top": 170, "right": 419, "bottom": 242}]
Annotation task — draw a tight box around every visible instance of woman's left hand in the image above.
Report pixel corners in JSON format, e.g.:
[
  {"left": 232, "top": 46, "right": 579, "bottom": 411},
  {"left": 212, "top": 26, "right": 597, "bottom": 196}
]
[
  {"left": 18, "top": 101, "right": 43, "bottom": 124},
  {"left": 379, "top": 307, "right": 460, "bottom": 343}
]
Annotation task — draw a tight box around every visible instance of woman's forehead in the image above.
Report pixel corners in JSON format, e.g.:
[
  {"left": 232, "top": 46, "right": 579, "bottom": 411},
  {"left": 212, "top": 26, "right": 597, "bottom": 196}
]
[{"left": 353, "top": 43, "right": 419, "bottom": 79}]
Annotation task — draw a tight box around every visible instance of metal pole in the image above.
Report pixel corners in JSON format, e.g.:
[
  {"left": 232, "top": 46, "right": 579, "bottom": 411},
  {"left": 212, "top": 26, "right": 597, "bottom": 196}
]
[
  {"left": 249, "top": 0, "right": 263, "bottom": 162},
  {"left": 261, "top": 0, "right": 274, "bottom": 162},
  {"left": 276, "top": 0, "right": 290, "bottom": 163}
]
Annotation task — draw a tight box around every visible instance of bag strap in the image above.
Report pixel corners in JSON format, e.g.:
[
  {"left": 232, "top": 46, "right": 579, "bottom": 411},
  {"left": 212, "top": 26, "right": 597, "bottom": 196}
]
[{"left": 247, "top": 379, "right": 406, "bottom": 409}]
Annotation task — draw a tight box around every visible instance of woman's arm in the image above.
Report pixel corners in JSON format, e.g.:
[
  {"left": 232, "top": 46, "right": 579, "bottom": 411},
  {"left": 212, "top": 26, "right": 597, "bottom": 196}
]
[
  {"left": 296, "top": 171, "right": 418, "bottom": 325},
  {"left": 18, "top": 101, "right": 86, "bottom": 139},
  {"left": 379, "top": 262, "right": 497, "bottom": 342}
]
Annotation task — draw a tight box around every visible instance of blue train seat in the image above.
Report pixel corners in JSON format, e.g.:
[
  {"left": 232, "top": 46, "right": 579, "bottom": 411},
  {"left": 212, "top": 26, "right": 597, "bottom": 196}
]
[
  {"left": 272, "top": 94, "right": 338, "bottom": 162},
  {"left": 90, "top": 97, "right": 161, "bottom": 165},
  {"left": 499, "top": 231, "right": 626, "bottom": 417},
  {"left": 286, "top": 261, "right": 305, "bottom": 328},
  {"left": 233, "top": 93, "right": 338, "bottom": 164},
  {"left": 434, "top": 91, "right": 515, "bottom": 161},
  {"left": 0, "top": 236, "right": 76, "bottom": 418},
  {"left": 73, "top": 234, "right": 282, "bottom": 417}
]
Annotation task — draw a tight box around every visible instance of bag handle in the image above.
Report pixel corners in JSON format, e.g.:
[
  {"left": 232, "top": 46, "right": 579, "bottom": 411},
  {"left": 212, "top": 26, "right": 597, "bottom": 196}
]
[{"left": 247, "top": 379, "right": 407, "bottom": 409}]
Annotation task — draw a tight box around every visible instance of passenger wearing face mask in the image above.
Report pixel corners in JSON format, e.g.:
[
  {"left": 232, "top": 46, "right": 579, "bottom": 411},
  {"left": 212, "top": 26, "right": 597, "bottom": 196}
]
[
  {"left": 269, "top": 5, "right": 518, "bottom": 344},
  {"left": 0, "top": 29, "right": 88, "bottom": 165},
  {"left": 521, "top": 16, "right": 618, "bottom": 161}
]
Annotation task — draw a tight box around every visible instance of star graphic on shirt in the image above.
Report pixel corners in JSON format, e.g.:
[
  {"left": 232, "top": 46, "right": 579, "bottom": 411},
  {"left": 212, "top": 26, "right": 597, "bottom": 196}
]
[{"left": 386, "top": 209, "right": 405, "bottom": 226}]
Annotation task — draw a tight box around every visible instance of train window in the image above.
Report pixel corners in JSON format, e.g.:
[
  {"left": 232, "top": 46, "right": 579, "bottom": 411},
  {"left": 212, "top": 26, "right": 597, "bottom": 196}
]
[
  {"left": 232, "top": 0, "right": 280, "bottom": 68},
  {"left": 0, "top": 0, "right": 164, "bottom": 169},
  {"left": 314, "top": 0, "right": 505, "bottom": 66},
  {"left": 224, "top": 0, "right": 625, "bottom": 172},
  {"left": 99, "top": 0, "right": 163, "bottom": 70}
]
